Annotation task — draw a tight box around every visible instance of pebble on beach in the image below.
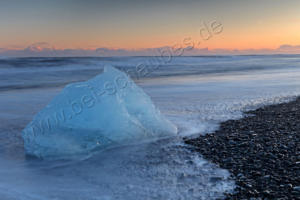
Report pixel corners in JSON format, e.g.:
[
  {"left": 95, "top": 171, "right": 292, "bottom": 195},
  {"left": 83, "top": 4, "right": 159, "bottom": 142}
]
[{"left": 185, "top": 98, "right": 300, "bottom": 200}]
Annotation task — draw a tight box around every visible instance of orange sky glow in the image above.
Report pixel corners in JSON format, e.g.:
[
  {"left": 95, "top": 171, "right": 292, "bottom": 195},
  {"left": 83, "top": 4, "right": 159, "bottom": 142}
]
[{"left": 0, "top": 0, "right": 299, "bottom": 54}]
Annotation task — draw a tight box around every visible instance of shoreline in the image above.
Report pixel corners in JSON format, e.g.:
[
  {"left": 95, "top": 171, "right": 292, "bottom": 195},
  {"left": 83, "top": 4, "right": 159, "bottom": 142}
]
[{"left": 185, "top": 98, "right": 300, "bottom": 199}]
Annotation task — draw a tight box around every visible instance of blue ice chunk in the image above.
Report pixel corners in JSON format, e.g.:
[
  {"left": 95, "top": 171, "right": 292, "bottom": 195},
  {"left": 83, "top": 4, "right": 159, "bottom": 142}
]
[{"left": 22, "top": 66, "right": 177, "bottom": 158}]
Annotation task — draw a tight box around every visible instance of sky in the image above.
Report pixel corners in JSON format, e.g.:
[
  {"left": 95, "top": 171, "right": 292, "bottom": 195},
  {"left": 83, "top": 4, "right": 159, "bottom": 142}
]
[{"left": 0, "top": 0, "right": 300, "bottom": 56}]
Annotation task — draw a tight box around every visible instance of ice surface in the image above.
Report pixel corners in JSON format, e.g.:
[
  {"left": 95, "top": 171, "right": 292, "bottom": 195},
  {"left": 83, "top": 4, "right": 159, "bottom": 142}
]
[{"left": 22, "top": 66, "right": 177, "bottom": 158}]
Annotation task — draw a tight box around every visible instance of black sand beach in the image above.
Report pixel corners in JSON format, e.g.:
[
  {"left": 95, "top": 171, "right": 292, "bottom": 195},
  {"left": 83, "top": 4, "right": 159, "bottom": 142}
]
[{"left": 185, "top": 98, "right": 300, "bottom": 200}]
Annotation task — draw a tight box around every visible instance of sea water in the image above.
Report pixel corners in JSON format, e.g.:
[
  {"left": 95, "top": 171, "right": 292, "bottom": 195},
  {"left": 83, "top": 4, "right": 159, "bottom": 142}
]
[{"left": 1, "top": 55, "right": 300, "bottom": 199}]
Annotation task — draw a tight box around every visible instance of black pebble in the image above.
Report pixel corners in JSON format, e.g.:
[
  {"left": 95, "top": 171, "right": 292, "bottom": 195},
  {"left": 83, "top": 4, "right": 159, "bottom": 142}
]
[{"left": 185, "top": 98, "right": 300, "bottom": 200}]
